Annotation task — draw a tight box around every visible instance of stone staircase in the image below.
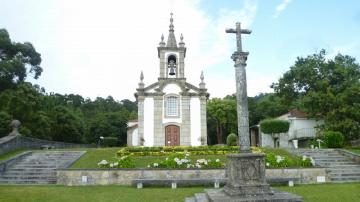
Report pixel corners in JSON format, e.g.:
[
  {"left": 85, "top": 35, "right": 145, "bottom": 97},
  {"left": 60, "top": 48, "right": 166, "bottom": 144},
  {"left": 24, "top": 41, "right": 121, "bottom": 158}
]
[
  {"left": 0, "top": 151, "right": 85, "bottom": 184},
  {"left": 294, "top": 149, "right": 360, "bottom": 183}
]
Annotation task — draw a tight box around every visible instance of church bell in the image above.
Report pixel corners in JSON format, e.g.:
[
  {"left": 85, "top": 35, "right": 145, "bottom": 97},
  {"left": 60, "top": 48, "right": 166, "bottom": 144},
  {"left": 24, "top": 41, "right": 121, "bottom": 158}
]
[{"left": 168, "top": 60, "right": 176, "bottom": 76}]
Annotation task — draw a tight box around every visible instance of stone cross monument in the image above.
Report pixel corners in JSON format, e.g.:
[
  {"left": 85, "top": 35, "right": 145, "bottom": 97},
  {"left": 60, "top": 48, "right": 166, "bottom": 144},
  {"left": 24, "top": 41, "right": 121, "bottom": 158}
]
[
  {"left": 225, "top": 22, "right": 251, "bottom": 152},
  {"left": 184, "top": 22, "right": 303, "bottom": 202}
]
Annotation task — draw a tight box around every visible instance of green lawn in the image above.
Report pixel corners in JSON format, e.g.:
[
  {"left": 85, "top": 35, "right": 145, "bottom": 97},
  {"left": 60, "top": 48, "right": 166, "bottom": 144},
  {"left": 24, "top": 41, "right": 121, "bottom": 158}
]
[
  {"left": 0, "top": 183, "right": 359, "bottom": 202},
  {"left": 0, "top": 149, "right": 27, "bottom": 162},
  {"left": 278, "top": 183, "right": 360, "bottom": 202},
  {"left": 347, "top": 147, "right": 360, "bottom": 154},
  {"left": 69, "top": 147, "right": 303, "bottom": 169}
]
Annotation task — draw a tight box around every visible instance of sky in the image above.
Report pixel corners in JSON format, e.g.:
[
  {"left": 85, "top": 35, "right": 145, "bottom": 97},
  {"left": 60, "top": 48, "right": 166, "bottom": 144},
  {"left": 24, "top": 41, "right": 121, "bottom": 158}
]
[{"left": 1, "top": 0, "right": 360, "bottom": 101}]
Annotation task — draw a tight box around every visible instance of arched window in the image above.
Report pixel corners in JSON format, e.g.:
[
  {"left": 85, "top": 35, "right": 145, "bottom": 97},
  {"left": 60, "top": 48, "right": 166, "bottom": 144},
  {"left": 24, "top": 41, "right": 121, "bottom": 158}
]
[
  {"left": 167, "top": 55, "right": 177, "bottom": 77},
  {"left": 165, "top": 95, "right": 179, "bottom": 117}
]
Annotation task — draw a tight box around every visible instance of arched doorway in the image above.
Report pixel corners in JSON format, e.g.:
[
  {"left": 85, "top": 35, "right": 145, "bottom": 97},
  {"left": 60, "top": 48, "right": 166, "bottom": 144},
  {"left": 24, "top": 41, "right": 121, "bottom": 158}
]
[{"left": 165, "top": 125, "right": 180, "bottom": 146}]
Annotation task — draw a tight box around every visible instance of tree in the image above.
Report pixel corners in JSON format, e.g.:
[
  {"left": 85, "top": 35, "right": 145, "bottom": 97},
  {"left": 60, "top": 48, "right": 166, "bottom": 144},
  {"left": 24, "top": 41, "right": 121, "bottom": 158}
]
[
  {"left": 51, "top": 106, "right": 85, "bottom": 143},
  {"left": 0, "top": 111, "right": 12, "bottom": 137},
  {"left": 0, "top": 29, "right": 42, "bottom": 92},
  {"left": 87, "top": 111, "right": 129, "bottom": 145},
  {"left": 207, "top": 98, "right": 237, "bottom": 144},
  {"left": 272, "top": 50, "right": 360, "bottom": 140}
]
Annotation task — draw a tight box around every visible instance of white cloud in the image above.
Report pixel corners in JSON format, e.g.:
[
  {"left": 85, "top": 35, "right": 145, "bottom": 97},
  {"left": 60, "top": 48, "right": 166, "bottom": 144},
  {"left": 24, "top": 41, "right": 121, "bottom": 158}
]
[
  {"left": 4, "top": 0, "right": 258, "bottom": 101},
  {"left": 273, "top": 0, "right": 292, "bottom": 18}
]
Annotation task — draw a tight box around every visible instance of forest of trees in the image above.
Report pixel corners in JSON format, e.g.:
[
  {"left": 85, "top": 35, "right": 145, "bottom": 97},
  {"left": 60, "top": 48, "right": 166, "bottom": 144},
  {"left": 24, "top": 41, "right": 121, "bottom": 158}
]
[
  {"left": 1, "top": 28, "right": 359, "bottom": 145},
  {"left": 207, "top": 50, "right": 360, "bottom": 144},
  {"left": 0, "top": 29, "right": 137, "bottom": 145}
]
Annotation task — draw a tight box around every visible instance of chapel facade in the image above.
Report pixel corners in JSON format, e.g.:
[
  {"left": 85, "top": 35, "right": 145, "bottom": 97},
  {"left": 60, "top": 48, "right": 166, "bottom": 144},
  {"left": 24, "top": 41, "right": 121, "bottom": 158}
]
[{"left": 128, "top": 13, "right": 209, "bottom": 147}]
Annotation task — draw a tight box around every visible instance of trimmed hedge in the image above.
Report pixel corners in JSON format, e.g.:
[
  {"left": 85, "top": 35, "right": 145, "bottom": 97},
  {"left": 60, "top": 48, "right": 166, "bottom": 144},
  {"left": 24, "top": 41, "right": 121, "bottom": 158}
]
[
  {"left": 323, "top": 131, "right": 344, "bottom": 148},
  {"left": 102, "top": 137, "right": 118, "bottom": 147},
  {"left": 260, "top": 119, "right": 290, "bottom": 134},
  {"left": 226, "top": 133, "right": 238, "bottom": 146},
  {"left": 117, "top": 146, "right": 239, "bottom": 156}
]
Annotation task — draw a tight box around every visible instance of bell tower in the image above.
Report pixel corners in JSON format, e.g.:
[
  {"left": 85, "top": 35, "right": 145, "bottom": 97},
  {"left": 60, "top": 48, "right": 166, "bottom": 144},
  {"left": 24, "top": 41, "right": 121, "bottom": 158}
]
[{"left": 157, "top": 13, "right": 186, "bottom": 79}]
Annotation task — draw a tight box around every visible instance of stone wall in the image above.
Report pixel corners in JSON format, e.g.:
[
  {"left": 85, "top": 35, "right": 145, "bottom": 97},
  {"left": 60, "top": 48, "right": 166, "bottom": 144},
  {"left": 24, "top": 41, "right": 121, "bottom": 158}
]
[
  {"left": 57, "top": 168, "right": 328, "bottom": 186},
  {"left": 0, "top": 134, "right": 92, "bottom": 156}
]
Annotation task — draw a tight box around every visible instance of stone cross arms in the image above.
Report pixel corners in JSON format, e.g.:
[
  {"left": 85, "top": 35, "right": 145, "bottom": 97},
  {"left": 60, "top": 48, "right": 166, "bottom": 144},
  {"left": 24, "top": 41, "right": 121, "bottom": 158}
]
[{"left": 225, "top": 22, "right": 251, "bottom": 53}]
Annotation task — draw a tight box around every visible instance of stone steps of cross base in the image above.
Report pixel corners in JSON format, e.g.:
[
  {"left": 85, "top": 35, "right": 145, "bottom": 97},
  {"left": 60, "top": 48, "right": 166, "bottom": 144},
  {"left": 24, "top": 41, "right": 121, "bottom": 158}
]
[
  {"left": 0, "top": 179, "right": 56, "bottom": 184},
  {"left": 1, "top": 171, "right": 55, "bottom": 175},
  {"left": 195, "top": 193, "right": 209, "bottom": 202}
]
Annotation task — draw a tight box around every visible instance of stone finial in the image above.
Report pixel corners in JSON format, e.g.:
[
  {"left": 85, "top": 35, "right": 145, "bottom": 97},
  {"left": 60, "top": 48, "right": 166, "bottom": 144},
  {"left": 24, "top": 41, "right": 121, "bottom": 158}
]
[
  {"left": 169, "top": 12, "right": 174, "bottom": 31},
  {"left": 166, "top": 13, "right": 177, "bottom": 48},
  {"left": 138, "top": 71, "right": 144, "bottom": 88},
  {"left": 179, "top": 33, "right": 185, "bottom": 47},
  {"left": 140, "top": 71, "right": 144, "bottom": 82},
  {"left": 199, "top": 71, "right": 206, "bottom": 89},
  {"left": 159, "top": 34, "right": 165, "bottom": 47},
  {"left": 9, "top": 120, "right": 21, "bottom": 136}
]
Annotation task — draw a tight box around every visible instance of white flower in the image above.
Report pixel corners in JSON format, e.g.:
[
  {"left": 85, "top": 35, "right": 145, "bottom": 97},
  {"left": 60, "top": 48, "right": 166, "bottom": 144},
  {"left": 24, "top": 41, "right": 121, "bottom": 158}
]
[
  {"left": 165, "top": 158, "right": 168, "bottom": 161},
  {"left": 110, "top": 163, "right": 114, "bottom": 168},
  {"left": 187, "top": 164, "right": 192, "bottom": 168},
  {"left": 147, "top": 165, "right": 150, "bottom": 168},
  {"left": 98, "top": 160, "right": 108, "bottom": 165},
  {"left": 276, "top": 155, "right": 284, "bottom": 163},
  {"left": 310, "top": 157, "right": 315, "bottom": 166},
  {"left": 302, "top": 155, "right": 307, "bottom": 161},
  {"left": 153, "top": 163, "right": 159, "bottom": 167},
  {"left": 174, "top": 158, "right": 179, "bottom": 162},
  {"left": 114, "top": 162, "right": 119, "bottom": 166},
  {"left": 216, "top": 159, "right": 220, "bottom": 163},
  {"left": 185, "top": 153, "right": 190, "bottom": 157},
  {"left": 266, "top": 162, "right": 270, "bottom": 167}
]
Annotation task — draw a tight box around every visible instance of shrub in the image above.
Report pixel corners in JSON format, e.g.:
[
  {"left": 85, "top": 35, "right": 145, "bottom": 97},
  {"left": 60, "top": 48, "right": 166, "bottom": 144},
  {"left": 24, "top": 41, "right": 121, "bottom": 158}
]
[
  {"left": 265, "top": 153, "right": 291, "bottom": 168},
  {"left": 323, "top": 131, "right": 345, "bottom": 148},
  {"left": 226, "top": 133, "right": 238, "bottom": 146},
  {"left": 102, "top": 137, "right": 118, "bottom": 147},
  {"left": 300, "top": 155, "right": 315, "bottom": 167},
  {"left": 117, "top": 146, "right": 239, "bottom": 157},
  {"left": 260, "top": 119, "right": 290, "bottom": 135},
  {"left": 147, "top": 152, "right": 224, "bottom": 169},
  {"left": 97, "top": 155, "right": 135, "bottom": 169}
]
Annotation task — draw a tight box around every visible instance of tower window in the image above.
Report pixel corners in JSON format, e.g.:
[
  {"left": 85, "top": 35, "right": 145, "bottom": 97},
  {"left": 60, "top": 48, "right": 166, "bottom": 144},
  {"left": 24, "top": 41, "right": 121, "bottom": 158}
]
[{"left": 165, "top": 95, "right": 179, "bottom": 117}]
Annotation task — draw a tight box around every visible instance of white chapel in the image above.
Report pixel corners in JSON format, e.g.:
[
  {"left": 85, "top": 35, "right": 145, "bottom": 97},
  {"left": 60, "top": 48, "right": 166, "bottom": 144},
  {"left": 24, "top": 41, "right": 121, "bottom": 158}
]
[{"left": 127, "top": 13, "right": 209, "bottom": 147}]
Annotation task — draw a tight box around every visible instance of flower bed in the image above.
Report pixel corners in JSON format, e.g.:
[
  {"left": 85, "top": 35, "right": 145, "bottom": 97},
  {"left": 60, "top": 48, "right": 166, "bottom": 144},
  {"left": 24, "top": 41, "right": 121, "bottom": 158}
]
[
  {"left": 116, "top": 146, "right": 239, "bottom": 156},
  {"left": 92, "top": 146, "right": 315, "bottom": 169}
]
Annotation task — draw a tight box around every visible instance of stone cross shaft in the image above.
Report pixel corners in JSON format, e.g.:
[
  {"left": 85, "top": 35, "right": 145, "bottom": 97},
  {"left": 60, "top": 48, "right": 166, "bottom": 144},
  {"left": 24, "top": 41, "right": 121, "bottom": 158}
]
[{"left": 226, "top": 22, "right": 252, "bottom": 153}]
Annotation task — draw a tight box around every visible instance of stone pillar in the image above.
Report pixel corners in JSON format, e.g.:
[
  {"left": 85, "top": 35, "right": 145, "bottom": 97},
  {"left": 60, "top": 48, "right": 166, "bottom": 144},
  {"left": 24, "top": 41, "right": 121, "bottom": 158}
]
[
  {"left": 159, "top": 51, "right": 165, "bottom": 78},
  {"left": 137, "top": 96, "right": 145, "bottom": 146},
  {"left": 233, "top": 51, "right": 251, "bottom": 152},
  {"left": 153, "top": 95, "right": 164, "bottom": 146},
  {"left": 179, "top": 50, "right": 185, "bottom": 78},
  {"left": 200, "top": 96, "right": 207, "bottom": 145},
  {"left": 181, "top": 95, "right": 191, "bottom": 145}
]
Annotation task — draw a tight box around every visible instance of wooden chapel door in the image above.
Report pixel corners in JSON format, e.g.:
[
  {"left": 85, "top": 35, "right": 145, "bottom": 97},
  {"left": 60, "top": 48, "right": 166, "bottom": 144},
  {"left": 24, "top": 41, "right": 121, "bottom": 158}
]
[{"left": 165, "top": 125, "right": 180, "bottom": 146}]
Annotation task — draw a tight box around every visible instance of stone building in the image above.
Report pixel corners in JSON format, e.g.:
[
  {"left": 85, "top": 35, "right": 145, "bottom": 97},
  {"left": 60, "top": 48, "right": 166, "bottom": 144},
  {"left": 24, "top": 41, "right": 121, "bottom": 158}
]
[
  {"left": 127, "top": 14, "right": 209, "bottom": 147},
  {"left": 250, "top": 109, "right": 324, "bottom": 149}
]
